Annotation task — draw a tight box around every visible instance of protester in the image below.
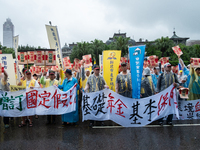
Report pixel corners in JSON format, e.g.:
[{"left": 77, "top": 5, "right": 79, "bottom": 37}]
[
  {"left": 18, "top": 70, "right": 40, "bottom": 127},
  {"left": 33, "top": 74, "right": 38, "bottom": 80},
  {"left": 58, "top": 69, "right": 79, "bottom": 126},
  {"left": 156, "top": 63, "right": 180, "bottom": 125},
  {"left": 84, "top": 64, "right": 109, "bottom": 127},
  {"left": 188, "top": 67, "right": 200, "bottom": 100},
  {"left": 179, "top": 57, "right": 200, "bottom": 100},
  {"left": 151, "top": 67, "right": 160, "bottom": 88},
  {"left": 115, "top": 62, "right": 132, "bottom": 98},
  {"left": 178, "top": 70, "right": 183, "bottom": 82},
  {"left": 179, "top": 75, "right": 188, "bottom": 88},
  {"left": 1, "top": 71, "right": 10, "bottom": 128},
  {"left": 40, "top": 70, "right": 59, "bottom": 124},
  {"left": 20, "top": 68, "right": 27, "bottom": 82},
  {"left": 80, "top": 60, "right": 90, "bottom": 91},
  {"left": 141, "top": 67, "right": 155, "bottom": 98}
]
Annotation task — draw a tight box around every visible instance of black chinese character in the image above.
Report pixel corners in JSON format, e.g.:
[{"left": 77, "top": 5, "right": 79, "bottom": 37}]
[
  {"left": 82, "top": 95, "right": 91, "bottom": 115},
  {"left": 143, "top": 99, "right": 157, "bottom": 121},
  {"left": 129, "top": 101, "right": 143, "bottom": 124}
]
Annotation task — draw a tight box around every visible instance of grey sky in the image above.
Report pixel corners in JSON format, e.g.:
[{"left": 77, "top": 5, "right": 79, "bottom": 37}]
[{"left": 0, "top": 0, "right": 199, "bottom": 48}]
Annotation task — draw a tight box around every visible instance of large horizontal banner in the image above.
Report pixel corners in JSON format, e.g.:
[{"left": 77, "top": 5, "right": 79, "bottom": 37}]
[
  {"left": 0, "top": 84, "right": 77, "bottom": 117},
  {"left": 82, "top": 85, "right": 179, "bottom": 127}
]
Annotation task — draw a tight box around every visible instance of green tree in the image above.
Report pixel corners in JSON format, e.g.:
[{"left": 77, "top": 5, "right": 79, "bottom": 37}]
[
  {"left": 70, "top": 42, "right": 92, "bottom": 62},
  {"left": 90, "top": 39, "right": 105, "bottom": 64},
  {"left": 155, "top": 37, "right": 175, "bottom": 57},
  {"left": 110, "top": 36, "right": 130, "bottom": 57}
]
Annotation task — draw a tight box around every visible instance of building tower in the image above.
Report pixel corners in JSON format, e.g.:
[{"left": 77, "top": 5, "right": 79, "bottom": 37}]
[{"left": 3, "top": 18, "right": 14, "bottom": 48}]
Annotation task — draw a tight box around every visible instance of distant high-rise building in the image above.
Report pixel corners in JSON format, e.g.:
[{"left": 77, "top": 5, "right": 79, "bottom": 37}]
[{"left": 3, "top": 18, "right": 14, "bottom": 48}]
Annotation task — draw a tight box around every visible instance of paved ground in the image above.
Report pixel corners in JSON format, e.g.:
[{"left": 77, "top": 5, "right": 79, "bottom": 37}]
[{"left": 0, "top": 116, "right": 200, "bottom": 150}]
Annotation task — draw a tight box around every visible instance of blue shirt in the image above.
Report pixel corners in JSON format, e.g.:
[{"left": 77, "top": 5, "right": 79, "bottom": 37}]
[
  {"left": 151, "top": 74, "right": 159, "bottom": 88},
  {"left": 58, "top": 77, "right": 79, "bottom": 92}
]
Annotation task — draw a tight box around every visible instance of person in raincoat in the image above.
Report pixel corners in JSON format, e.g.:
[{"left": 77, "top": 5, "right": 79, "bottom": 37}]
[
  {"left": 141, "top": 67, "right": 155, "bottom": 98},
  {"left": 58, "top": 69, "right": 79, "bottom": 125}
]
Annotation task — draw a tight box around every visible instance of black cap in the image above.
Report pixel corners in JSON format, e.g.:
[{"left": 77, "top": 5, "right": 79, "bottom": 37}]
[
  {"left": 93, "top": 64, "right": 100, "bottom": 70},
  {"left": 49, "top": 70, "right": 55, "bottom": 75},
  {"left": 121, "top": 62, "right": 127, "bottom": 66},
  {"left": 65, "top": 69, "right": 72, "bottom": 75}
]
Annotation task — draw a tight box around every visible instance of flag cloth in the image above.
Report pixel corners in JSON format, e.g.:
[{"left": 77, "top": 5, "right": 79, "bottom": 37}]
[
  {"left": 129, "top": 45, "right": 146, "bottom": 98},
  {"left": 103, "top": 50, "right": 121, "bottom": 92},
  {"left": 45, "top": 25, "right": 63, "bottom": 69}
]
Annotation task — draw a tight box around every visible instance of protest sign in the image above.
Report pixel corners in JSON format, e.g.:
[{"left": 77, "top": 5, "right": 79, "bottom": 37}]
[
  {"left": 120, "top": 57, "right": 127, "bottom": 63},
  {"left": 179, "top": 88, "right": 189, "bottom": 99},
  {"left": 34, "top": 51, "right": 45, "bottom": 66},
  {"left": 73, "top": 58, "right": 81, "bottom": 71},
  {"left": 103, "top": 50, "right": 121, "bottom": 91},
  {"left": 83, "top": 54, "right": 92, "bottom": 68},
  {"left": 0, "top": 54, "right": 16, "bottom": 86},
  {"left": 82, "top": 84, "right": 178, "bottom": 127},
  {"left": 147, "top": 55, "right": 158, "bottom": 68},
  {"left": 172, "top": 45, "right": 183, "bottom": 57},
  {"left": 0, "top": 84, "right": 77, "bottom": 117},
  {"left": 190, "top": 58, "right": 200, "bottom": 68},
  {"left": 160, "top": 57, "right": 169, "bottom": 66},
  {"left": 18, "top": 51, "right": 27, "bottom": 65},
  {"left": 27, "top": 51, "right": 35, "bottom": 64},
  {"left": 63, "top": 56, "right": 71, "bottom": 69},
  {"left": 45, "top": 50, "right": 56, "bottom": 66}
]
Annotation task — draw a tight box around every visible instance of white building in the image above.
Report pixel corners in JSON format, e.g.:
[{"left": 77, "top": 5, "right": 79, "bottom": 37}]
[{"left": 3, "top": 18, "right": 14, "bottom": 48}]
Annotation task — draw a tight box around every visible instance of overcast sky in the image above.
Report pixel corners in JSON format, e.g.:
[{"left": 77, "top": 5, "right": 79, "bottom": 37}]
[{"left": 0, "top": 0, "right": 199, "bottom": 48}]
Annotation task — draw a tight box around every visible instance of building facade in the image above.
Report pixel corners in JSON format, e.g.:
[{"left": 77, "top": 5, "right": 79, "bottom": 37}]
[{"left": 3, "top": 18, "right": 14, "bottom": 48}]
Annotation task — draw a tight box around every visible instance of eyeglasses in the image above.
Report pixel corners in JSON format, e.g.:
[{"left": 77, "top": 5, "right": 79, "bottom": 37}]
[{"left": 96, "top": 69, "right": 100, "bottom": 71}]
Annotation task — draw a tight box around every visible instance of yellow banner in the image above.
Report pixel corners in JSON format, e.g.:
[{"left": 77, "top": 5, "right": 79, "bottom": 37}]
[
  {"left": 10, "top": 85, "right": 26, "bottom": 92},
  {"left": 103, "top": 50, "right": 121, "bottom": 91},
  {"left": 45, "top": 25, "right": 63, "bottom": 69}
]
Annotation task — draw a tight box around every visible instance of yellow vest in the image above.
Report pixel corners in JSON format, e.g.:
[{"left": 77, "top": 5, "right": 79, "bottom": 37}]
[
  {"left": 80, "top": 76, "right": 88, "bottom": 89},
  {"left": 45, "top": 79, "right": 59, "bottom": 88},
  {"left": 22, "top": 79, "right": 36, "bottom": 88}
]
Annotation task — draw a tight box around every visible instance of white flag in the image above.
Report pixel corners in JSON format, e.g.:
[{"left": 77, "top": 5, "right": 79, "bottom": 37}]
[{"left": 45, "top": 25, "right": 63, "bottom": 69}]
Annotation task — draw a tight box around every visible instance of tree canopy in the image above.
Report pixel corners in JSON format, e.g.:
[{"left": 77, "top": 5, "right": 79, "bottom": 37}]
[{"left": 0, "top": 36, "right": 199, "bottom": 67}]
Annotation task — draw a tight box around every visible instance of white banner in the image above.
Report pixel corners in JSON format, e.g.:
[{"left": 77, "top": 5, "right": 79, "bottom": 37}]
[
  {"left": 178, "top": 99, "right": 200, "bottom": 120},
  {"left": 45, "top": 25, "right": 63, "bottom": 69},
  {"left": 0, "top": 84, "right": 77, "bottom": 117},
  {"left": 82, "top": 85, "right": 179, "bottom": 127}
]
